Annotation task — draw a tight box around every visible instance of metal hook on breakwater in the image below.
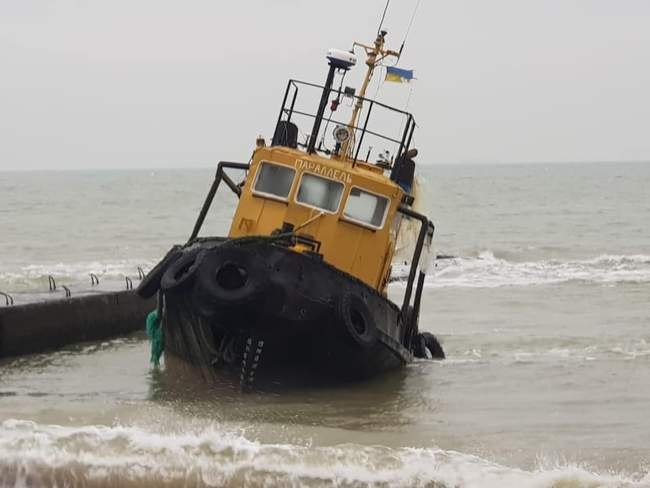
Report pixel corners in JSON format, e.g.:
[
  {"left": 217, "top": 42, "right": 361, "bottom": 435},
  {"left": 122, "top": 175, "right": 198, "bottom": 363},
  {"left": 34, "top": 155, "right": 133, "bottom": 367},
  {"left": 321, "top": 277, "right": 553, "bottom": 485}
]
[
  {"left": 137, "top": 267, "right": 146, "bottom": 280},
  {"left": 90, "top": 273, "right": 100, "bottom": 286},
  {"left": 125, "top": 276, "right": 133, "bottom": 290},
  {"left": 0, "top": 291, "right": 14, "bottom": 306},
  {"left": 47, "top": 276, "right": 71, "bottom": 297}
]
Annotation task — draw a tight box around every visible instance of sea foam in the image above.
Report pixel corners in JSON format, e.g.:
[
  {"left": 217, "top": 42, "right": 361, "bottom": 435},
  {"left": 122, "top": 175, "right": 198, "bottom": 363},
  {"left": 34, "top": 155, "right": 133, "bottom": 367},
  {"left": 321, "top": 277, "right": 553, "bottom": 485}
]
[
  {"left": 0, "top": 419, "right": 647, "bottom": 488},
  {"left": 2, "top": 252, "right": 650, "bottom": 294},
  {"left": 391, "top": 252, "right": 650, "bottom": 288}
]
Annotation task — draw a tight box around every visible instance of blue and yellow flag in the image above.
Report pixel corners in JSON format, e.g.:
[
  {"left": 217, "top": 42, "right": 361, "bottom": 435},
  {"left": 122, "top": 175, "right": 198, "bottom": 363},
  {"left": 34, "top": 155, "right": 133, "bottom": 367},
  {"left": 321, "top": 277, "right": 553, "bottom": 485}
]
[{"left": 385, "top": 66, "right": 414, "bottom": 83}]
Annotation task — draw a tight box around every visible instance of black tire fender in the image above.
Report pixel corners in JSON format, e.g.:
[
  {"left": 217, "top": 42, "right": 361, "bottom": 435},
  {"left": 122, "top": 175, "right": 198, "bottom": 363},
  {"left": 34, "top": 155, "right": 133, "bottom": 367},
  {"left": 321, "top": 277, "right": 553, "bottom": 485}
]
[
  {"left": 160, "top": 248, "right": 206, "bottom": 293},
  {"left": 196, "top": 247, "right": 269, "bottom": 307},
  {"left": 413, "top": 332, "right": 445, "bottom": 359},
  {"left": 338, "top": 293, "right": 378, "bottom": 348},
  {"left": 136, "top": 246, "right": 182, "bottom": 298},
  {"left": 421, "top": 332, "right": 445, "bottom": 359}
]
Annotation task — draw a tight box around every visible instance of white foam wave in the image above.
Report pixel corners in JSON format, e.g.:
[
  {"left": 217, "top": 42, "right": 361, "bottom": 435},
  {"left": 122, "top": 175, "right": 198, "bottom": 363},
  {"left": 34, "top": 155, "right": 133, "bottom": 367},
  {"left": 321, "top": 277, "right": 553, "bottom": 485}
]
[
  {"left": 392, "top": 252, "right": 650, "bottom": 288},
  {"left": 0, "top": 420, "right": 647, "bottom": 487},
  {"left": 450, "top": 341, "right": 650, "bottom": 366},
  {"left": 3, "top": 252, "right": 648, "bottom": 293},
  {"left": 0, "top": 259, "right": 157, "bottom": 291}
]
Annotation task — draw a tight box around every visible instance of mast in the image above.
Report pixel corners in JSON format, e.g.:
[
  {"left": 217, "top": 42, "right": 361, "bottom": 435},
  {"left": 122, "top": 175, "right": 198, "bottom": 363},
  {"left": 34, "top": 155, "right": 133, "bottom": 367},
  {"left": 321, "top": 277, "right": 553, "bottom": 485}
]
[
  {"left": 341, "top": 30, "right": 400, "bottom": 159},
  {"left": 308, "top": 49, "right": 357, "bottom": 155},
  {"left": 307, "top": 62, "right": 339, "bottom": 155}
]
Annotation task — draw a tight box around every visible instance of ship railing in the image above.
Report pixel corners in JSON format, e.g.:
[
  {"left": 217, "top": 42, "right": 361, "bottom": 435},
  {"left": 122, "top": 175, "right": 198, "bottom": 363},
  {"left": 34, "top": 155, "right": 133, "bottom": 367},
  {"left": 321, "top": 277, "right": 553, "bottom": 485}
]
[
  {"left": 189, "top": 161, "right": 249, "bottom": 242},
  {"left": 397, "top": 205, "right": 435, "bottom": 346},
  {"left": 274, "top": 79, "right": 416, "bottom": 164}
]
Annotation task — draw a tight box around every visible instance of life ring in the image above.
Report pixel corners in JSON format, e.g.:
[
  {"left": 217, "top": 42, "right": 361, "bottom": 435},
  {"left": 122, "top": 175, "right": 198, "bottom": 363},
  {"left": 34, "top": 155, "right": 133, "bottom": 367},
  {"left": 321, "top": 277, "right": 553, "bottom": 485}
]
[
  {"left": 160, "top": 248, "right": 206, "bottom": 293},
  {"left": 338, "top": 293, "right": 378, "bottom": 348},
  {"left": 195, "top": 247, "right": 269, "bottom": 308},
  {"left": 136, "top": 246, "right": 182, "bottom": 298}
]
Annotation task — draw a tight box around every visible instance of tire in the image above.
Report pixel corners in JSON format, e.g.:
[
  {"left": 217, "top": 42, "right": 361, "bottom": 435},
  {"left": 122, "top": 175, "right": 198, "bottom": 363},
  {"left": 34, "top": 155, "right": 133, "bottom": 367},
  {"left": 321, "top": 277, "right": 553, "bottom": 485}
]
[
  {"left": 412, "top": 333, "right": 427, "bottom": 358},
  {"left": 160, "top": 249, "right": 205, "bottom": 293},
  {"left": 195, "top": 247, "right": 269, "bottom": 308},
  {"left": 136, "top": 246, "right": 182, "bottom": 298},
  {"left": 421, "top": 332, "right": 445, "bottom": 359},
  {"left": 338, "top": 293, "right": 378, "bottom": 348}
]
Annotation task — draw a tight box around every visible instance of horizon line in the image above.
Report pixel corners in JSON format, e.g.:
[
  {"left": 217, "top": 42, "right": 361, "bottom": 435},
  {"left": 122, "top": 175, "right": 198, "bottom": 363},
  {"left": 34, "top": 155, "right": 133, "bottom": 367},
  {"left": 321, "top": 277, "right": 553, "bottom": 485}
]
[{"left": 1, "top": 159, "right": 649, "bottom": 172}]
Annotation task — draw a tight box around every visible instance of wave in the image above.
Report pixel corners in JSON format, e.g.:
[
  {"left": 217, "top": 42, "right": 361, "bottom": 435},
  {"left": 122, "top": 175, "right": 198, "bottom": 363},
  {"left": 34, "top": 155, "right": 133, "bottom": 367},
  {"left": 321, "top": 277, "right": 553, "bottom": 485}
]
[
  {"left": 2, "top": 252, "right": 649, "bottom": 294},
  {"left": 444, "top": 338, "right": 650, "bottom": 366},
  {"left": 392, "top": 252, "right": 650, "bottom": 288},
  {"left": 0, "top": 259, "right": 156, "bottom": 292},
  {"left": 0, "top": 420, "right": 647, "bottom": 488}
]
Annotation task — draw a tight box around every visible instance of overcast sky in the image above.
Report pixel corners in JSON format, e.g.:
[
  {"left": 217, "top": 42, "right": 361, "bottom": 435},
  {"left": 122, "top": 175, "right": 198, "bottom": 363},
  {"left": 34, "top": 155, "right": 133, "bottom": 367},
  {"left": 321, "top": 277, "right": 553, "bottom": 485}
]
[{"left": 1, "top": 0, "right": 649, "bottom": 170}]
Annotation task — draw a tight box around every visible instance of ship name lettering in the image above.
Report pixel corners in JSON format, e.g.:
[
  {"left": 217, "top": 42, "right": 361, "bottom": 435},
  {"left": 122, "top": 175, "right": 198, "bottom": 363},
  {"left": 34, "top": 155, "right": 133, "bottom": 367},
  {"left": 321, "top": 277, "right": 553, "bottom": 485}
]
[{"left": 295, "top": 160, "right": 352, "bottom": 183}]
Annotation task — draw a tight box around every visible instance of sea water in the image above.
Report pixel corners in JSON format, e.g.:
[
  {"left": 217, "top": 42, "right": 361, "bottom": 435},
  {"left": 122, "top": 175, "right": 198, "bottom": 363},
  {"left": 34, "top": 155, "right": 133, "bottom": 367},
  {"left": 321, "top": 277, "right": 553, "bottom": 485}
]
[{"left": 0, "top": 162, "right": 649, "bottom": 487}]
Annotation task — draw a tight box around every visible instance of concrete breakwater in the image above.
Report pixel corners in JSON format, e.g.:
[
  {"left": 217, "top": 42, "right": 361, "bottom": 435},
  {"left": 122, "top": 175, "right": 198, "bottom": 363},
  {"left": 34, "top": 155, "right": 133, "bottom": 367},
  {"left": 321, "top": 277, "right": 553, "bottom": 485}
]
[{"left": 0, "top": 291, "right": 154, "bottom": 359}]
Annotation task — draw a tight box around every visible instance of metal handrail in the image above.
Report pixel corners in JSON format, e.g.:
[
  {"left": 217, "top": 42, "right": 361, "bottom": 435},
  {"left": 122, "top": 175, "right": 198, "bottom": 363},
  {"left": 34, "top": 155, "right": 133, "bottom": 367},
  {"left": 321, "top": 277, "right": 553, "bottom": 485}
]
[
  {"left": 281, "top": 108, "right": 403, "bottom": 146},
  {"left": 274, "top": 79, "right": 416, "bottom": 161},
  {"left": 397, "top": 206, "right": 435, "bottom": 325},
  {"left": 188, "top": 161, "right": 250, "bottom": 242},
  {"left": 288, "top": 79, "right": 415, "bottom": 117}
]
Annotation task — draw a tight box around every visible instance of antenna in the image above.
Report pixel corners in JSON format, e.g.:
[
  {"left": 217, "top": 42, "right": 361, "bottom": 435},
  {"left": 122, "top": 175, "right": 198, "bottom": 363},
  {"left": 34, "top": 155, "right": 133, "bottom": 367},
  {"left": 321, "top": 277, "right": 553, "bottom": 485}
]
[
  {"left": 398, "top": 0, "right": 422, "bottom": 62},
  {"left": 377, "top": 0, "right": 390, "bottom": 36}
]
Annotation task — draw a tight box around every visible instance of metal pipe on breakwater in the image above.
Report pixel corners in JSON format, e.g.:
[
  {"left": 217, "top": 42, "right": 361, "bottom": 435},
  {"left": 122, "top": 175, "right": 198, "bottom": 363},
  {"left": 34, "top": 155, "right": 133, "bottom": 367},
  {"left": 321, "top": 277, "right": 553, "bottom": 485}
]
[{"left": 0, "top": 291, "right": 154, "bottom": 359}]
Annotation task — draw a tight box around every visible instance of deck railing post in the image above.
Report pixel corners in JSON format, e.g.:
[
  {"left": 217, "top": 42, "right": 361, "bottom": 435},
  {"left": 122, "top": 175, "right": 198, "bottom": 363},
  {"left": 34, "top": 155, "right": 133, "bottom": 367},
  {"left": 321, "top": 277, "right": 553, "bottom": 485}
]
[
  {"left": 397, "top": 206, "right": 435, "bottom": 324},
  {"left": 353, "top": 100, "right": 374, "bottom": 164},
  {"left": 287, "top": 82, "right": 299, "bottom": 123},
  {"left": 273, "top": 79, "right": 293, "bottom": 137},
  {"left": 308, "top": 64, "right": 337, "bottom": 154},
  {"left": 188, "top": 161, "right": 249, "bottom": 242}
]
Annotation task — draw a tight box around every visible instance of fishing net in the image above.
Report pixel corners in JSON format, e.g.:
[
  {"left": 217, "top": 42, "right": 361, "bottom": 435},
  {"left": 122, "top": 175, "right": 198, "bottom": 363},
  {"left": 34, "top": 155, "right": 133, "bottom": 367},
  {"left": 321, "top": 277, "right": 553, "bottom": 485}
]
[{"left": 145, "top": 309, "right": 164, "bottom": 367}]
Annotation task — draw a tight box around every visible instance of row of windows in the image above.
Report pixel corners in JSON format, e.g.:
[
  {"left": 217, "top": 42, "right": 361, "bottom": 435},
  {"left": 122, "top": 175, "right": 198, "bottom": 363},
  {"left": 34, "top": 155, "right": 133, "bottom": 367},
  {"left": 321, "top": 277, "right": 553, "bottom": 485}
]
[{"left": 253, "top": 162, "right": 389, "bottom": 229}]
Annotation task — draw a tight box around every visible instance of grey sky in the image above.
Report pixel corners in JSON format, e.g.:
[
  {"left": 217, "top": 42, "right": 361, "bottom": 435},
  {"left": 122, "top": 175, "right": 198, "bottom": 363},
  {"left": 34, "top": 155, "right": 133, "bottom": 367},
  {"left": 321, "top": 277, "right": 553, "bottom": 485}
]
[{"left": 1, "top": 0, "right": 649, "bottom": 170}]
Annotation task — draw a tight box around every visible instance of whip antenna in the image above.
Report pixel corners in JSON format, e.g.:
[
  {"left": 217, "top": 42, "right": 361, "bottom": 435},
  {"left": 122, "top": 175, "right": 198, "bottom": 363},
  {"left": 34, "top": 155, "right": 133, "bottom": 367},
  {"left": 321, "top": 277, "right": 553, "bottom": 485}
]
[
  {"left": 398, "top": 0, "right": 422, "bottom": 61},
  {"left": 377, "top": 0, "right": 390, "bottom": 35}
]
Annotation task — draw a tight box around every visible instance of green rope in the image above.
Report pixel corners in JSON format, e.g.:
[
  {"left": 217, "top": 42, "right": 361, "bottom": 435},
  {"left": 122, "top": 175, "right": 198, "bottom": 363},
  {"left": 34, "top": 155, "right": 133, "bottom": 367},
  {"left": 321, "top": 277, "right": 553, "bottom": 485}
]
[{"left": 145, "top": 309, "right": 164, "bottom": 367}]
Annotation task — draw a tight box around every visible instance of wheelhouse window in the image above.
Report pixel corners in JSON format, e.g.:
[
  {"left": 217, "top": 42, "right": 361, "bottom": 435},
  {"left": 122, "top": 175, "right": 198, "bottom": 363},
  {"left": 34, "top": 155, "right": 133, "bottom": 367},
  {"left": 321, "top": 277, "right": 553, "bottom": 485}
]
[
  {"left": 343, "top": 187, "right": 390, "bottom": 229},
  {"left": 253, "top": 162, "right": 295, "bottom": 200},
  {"left": 296, "top": 173, "right": 344, "bottom": 213}
]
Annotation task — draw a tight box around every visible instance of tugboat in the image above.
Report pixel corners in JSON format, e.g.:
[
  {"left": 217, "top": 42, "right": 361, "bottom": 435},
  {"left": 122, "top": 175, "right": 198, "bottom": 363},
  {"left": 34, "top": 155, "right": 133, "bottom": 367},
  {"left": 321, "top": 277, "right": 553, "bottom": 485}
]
[{"left": 138, "top": 30, "right": 444, "bottom": 389}]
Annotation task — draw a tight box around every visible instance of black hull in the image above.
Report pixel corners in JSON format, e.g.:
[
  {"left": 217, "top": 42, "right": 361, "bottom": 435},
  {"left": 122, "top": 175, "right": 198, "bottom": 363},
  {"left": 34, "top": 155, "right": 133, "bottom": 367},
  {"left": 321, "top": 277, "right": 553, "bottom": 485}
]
[{"left": 160, "top": 238, "right": 415, "bottom": 387}]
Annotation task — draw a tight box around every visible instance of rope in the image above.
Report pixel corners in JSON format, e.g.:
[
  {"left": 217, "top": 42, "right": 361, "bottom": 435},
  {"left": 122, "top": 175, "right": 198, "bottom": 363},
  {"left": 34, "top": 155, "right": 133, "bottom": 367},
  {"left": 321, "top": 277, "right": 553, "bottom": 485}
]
[
  {"left": 372, "top": 65, "right": 386, "bottom": 100},
  {"left": 294, "top": 212, "right": 325, "bottom": 233},
  {"left": 396, "top": 84, "right": 416, "bottom": 146},
  {"left": 402, "top": 0, "right": 422, "bottom": 49},
  {"left": 393, "top": 0, "right": 422, "bottom": 148},
  {"left": 146, "top": 309, "right": 164, "bottom": 367}
]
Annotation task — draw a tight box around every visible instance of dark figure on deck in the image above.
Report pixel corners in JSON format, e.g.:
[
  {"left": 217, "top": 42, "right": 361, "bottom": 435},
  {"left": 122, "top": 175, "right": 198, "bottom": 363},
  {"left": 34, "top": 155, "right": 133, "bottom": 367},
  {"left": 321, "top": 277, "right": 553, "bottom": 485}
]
[{"left": 390, "top": 148, "right": 417, "bottom": 194}]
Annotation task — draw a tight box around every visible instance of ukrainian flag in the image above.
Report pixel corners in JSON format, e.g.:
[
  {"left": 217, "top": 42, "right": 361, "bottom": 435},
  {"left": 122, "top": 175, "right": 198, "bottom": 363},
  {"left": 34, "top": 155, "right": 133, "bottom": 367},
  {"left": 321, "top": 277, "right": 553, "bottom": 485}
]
[{"left": 385, "top": 66, "right": 414, "bottom": 83}]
